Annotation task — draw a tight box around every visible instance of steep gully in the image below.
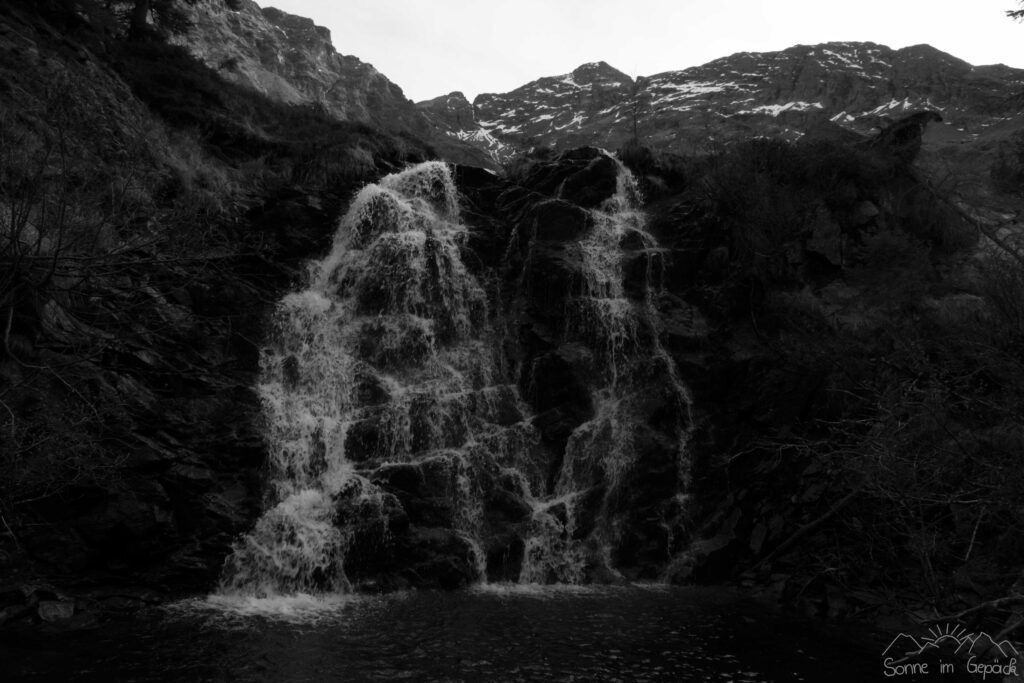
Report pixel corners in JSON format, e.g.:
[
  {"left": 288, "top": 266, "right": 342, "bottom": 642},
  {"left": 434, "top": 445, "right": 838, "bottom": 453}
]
[{"left": 216, "top": 153, "right": 693, "bottom": 600}]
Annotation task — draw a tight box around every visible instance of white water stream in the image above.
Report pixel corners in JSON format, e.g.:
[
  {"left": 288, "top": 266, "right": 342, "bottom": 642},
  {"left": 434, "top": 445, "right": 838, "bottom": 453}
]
[
  {"left": 519, "top": 163, "right": 693, "bottom": 583},
  {"left": 217, "top": 157, "right": 691, "bottom": 600}
]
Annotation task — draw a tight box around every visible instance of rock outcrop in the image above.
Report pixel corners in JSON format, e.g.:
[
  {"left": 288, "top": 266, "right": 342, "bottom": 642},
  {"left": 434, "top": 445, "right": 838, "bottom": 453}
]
[
  {"left": 0, "top": 0, "right": 432, "bottom": 600},
  {"left": 473, "top": 62, "right": 635, "bottom": 149},
  {"left": 417, "top": 91, "right": 514, "bottom": 166},
  {"left": 176, "top": 0, "right": 496, "bottom": 169},
  {"left": 178, "top": 0, "right": 430, "bottom": 136}
]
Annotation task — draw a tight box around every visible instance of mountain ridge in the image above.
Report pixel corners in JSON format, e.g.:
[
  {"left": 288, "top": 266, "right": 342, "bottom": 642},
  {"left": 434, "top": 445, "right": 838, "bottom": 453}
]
[
  {"left": 178, "top": 0, "right": 496, "bottom": 168},
  {"left": 417, "top": 41, "right": 1024, "bottom": 164},
  {"left": 174, "top": 1, "right": 1024, "bottom": 169}
]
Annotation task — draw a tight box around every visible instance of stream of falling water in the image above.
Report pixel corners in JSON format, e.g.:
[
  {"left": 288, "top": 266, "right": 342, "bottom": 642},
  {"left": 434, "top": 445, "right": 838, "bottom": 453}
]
[
  {"left": 216, "top": 156, "right": 692, "bottom": 602},
  {"left": 519, "top": 162, "right": 693, "bottom": 584},
  {"left": 217, "top": 162, "right": 537, "bottom": 599}
]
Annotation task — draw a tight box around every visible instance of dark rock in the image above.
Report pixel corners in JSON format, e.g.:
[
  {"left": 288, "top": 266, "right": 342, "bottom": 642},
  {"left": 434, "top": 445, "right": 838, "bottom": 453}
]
[
  {"left": 353, "top": 372, "right": 391, "bottom": 406},
  {"left": 666, "top": 534, "right": 735, "bottom": 584},
  {"left": 518, "top": 149, "right": 619, "bottom": 208},
  {"left": 805, "top": 207, "right": 844, "bottom": 266},
  {"left": 248, "top": 193, "right": 333, "bottom": 261},
  {"left": 521, "top": 242, "right": 584, "bottom": 320},
  {"left": 373, "top": 460, "right": 458, "bottom": 528},
  {"left": 0, "top": 602, "right": 33, "bottom": 626},
  {"left": 484, "top": 535, "right": 525, "bottom": 583},
  {"left": 750, "top": 522, "right": 768, "bottom": 556},
  {"left": 419, "top": 91, "right": 477, "bottom": 132},
  {"left": 528, "top": 199, "right": 593, "bottom": 241},
  {"left": 480, "top": 483, "right": 532, "bottom": 582},
  {"left": 400, "top": 527, "right": 478, "bottom": 589},
  {"left": 656, "top": 293, "right": 709, "bottom": 350},
  {"left": 344, "top": 417, "right": 383, "bottom": 463},
  {"left": 869, "top": 110, "right": 943, "bottom": 165},
  {"left": 36, "top": 600, "right": 75, "bottom": 622}
]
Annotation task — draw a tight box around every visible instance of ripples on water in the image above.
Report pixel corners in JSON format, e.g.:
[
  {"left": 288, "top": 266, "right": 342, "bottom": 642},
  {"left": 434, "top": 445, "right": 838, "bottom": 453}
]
[{"left": 1, "top": 585, "right": 881, "bottom": 682}]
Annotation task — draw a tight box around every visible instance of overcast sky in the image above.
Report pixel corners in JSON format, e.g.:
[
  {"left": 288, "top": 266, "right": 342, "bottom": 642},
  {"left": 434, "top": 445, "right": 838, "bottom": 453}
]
[{"left": 259, "top": 1, "right": 1024, "bottom": 103}]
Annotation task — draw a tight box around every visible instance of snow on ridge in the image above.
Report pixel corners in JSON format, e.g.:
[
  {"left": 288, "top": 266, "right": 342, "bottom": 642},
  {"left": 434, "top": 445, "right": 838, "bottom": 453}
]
[
  {"left": 862, "top": 96, "right": 945, "bottom": 117},
  {"left": 553, "top": 112, "right": 585, "bottom": 131},
  {"left": 649, "top": 80, "right": 734, "bottom": 107},
  {"left": 450, "top": 127, "right": 514, "bottom": 164},
  {"left": 738, "top": 101, "right": 823, "bottom": 117},
  {"left": 821, "top": 49, "right": 863, "bottom": 69},
  {"left": 866, "top": 98, "right": 912, "bottom": 115}
]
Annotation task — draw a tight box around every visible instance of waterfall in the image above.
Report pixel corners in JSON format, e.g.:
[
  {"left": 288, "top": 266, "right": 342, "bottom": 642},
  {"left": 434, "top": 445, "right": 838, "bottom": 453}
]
[
  {"left": 218, "top": 162, "right": 538, "bottom": 597},
  {"left": 518, "top": 160, "right": 693, "bottom": 584},
  {"left": 217, "top": 155, "right": 692, "bottom": 599}
]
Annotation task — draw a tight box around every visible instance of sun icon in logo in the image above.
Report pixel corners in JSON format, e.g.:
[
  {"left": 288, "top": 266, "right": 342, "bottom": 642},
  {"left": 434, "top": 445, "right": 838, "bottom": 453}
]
[{"left": 921, "top": 623, "right": 970, "bottom": 648}]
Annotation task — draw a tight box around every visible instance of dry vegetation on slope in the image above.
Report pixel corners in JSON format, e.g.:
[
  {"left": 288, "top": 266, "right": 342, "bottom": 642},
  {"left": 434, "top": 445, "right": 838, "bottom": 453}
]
[{"left": 0, "top": 0, "right": 432, "bottom": 589}]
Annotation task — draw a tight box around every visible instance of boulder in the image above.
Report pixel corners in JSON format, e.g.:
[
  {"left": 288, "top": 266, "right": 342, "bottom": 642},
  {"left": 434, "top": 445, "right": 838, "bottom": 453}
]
[
  {"left": 517, "top": 148, "right": 619, "bottom": 208},
  {"left": 399, "top": 527, "right": 478, "bottom": 589},
  {"left": 36, "top": 600, "right": 75, "bottom": 622},
  {"left": 528, "top": 199, "right": 593, "bottom": 241}
]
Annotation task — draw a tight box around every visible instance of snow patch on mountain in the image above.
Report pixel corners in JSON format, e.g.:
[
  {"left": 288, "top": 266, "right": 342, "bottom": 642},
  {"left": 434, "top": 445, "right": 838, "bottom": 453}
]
[{"left": 740, "top": 101, "right": 824, "bottom": 117}]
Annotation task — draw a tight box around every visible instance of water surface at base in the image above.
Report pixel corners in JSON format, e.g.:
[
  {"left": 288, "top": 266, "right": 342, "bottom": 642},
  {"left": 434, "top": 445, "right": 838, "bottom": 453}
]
[{"left": 4, "top": 586, "right": 880, "bottom": 682}]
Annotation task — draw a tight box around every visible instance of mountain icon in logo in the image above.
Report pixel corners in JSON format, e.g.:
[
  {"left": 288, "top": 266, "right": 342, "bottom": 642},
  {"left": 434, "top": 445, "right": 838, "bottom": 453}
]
[
  {"left": 955, "top": 633, "right": 1020, "bottom": 659},
  {"left": 884, "top": 624, "right": 1020, "bottom": 662},
  {"left": 882, "top": 633, "right": 924, "bottom": 659}
]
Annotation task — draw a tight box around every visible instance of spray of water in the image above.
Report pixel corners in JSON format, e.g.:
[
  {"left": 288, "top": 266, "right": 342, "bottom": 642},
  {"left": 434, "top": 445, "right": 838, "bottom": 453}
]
[
  {"left": 518, "top": 160, "right": 693, "bottom": 584},
  {"left": 218, "top": 162, "right": 538, "bottom": 598},
  {"left": 218, "top": 156, "right": 692, "bottom": 599}
]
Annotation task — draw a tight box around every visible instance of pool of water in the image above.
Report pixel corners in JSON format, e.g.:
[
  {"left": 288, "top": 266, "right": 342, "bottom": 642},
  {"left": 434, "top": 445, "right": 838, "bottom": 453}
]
[{"left": 2, "top": 585, "right": 884, "bottom": 681}]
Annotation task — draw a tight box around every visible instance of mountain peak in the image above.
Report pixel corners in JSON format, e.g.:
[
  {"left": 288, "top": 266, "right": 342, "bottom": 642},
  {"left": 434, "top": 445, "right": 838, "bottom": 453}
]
[
  {"left": 260, "top": 6, "right": 329, "bottom": 39},
  {"left": 894, "top": 43, "right": 971, "bottom": 69},
  {"left": 417, "top": 90, "right": 477, "bottom": 134},
  {"left": 569, "top": 61, "right": 633, "bottom": 86},
  {"left": 417, "top": 91, "right": 470, "bottom": 106}
]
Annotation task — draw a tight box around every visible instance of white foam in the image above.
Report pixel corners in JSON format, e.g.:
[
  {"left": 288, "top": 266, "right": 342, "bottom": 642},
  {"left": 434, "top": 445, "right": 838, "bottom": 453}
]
[
  {"left": 169, "top": 593, "right": 361, "bottom": 623},
  {"left": 217, "top": 160, "right": 545, "bottom": 598},
  {"left": 518, "top": 158, "right": 694, "bottom": 585}
]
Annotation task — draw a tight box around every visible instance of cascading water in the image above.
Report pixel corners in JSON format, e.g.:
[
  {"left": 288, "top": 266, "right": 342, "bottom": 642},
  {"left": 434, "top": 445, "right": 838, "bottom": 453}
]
[
  {"left": 518, "top": 160, "right": 693, "bottom": 584},
  {"left": 217, "top": 154, "right": 693, "bottom": 599},
  {"left": 218, "top": 162, "right": 539, "bottom": 598}
]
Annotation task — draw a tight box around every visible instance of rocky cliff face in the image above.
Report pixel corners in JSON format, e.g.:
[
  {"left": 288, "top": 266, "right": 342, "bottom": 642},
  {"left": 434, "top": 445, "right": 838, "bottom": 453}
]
[
  {"left": 178, "top": 1, "right": 1024, "bottom": 175},
  {"left": 473, "top": 62, "right": 635, "bottom": 150},
  {"left": 177, "top": 0, "right": 496, "bottom": 169},
  {"left": 417, "top": 91, "right": 514, "bottom": 166},
  {"left": 423, "top": 42, "right": 1024, "bottom": 163},
  {"left": 0, "top": 0, "right": 440, "bottom": 606},
  {"left": 178, "top": 0, "right": 430, "bottom": 136}
]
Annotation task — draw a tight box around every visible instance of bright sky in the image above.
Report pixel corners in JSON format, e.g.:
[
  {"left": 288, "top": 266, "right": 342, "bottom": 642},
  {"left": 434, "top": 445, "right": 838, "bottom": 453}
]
[{"left": 260, "top": 1, "right": 1024, "bottom": 103}]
